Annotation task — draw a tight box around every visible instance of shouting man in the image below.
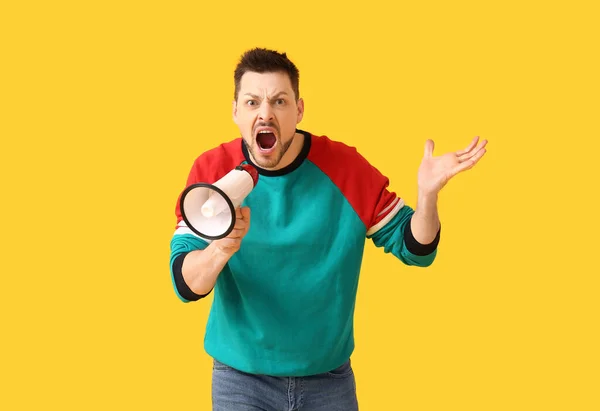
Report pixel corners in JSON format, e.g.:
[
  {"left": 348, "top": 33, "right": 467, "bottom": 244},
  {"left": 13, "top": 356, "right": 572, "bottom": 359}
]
[{"left": 169, "top": 47, "right": 487, "bottom": 410}]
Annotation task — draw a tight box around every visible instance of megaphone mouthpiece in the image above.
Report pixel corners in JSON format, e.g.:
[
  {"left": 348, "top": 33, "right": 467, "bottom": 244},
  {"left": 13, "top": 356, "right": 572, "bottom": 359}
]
[{"left": 236, "top": 163, "right": 259, "bottom": 187}]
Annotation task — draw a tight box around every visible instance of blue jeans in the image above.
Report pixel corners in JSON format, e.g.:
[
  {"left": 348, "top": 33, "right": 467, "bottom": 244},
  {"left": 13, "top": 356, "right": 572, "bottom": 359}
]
[{"left": 211, "top": 358, "right": 359, "bottom": 410}]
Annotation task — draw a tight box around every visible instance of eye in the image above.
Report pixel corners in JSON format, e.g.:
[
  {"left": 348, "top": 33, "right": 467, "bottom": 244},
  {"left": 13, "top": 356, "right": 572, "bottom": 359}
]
[
  {"left": 275, "top": 99, "right": 285, "bottom": 105},
  {"left": 246, "top": 100, "right": 257, "bottom": 106}
]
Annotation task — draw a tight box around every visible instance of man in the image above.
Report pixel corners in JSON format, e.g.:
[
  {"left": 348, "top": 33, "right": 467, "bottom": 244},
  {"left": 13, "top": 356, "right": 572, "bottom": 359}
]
[{"left": 169, "top": 48, "right": 487, "bottom": 410}]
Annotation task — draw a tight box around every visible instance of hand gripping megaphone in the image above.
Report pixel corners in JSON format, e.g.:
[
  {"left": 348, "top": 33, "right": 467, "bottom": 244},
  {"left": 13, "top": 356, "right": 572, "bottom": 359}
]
[{"left": 179, "top": 163, "right": 259, "bottom": 240}]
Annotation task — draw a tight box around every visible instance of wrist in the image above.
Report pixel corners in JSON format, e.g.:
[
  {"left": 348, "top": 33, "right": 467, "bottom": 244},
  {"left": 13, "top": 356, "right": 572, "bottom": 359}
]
[
  {"left": 417, "top": 188, "right": 438, "bottom": 207},
  {"left": 415, "top": 189, "right": 440, "bottom": 229},
  {"left": 208, "top": 241, "right": 235, "bottom": 261}
]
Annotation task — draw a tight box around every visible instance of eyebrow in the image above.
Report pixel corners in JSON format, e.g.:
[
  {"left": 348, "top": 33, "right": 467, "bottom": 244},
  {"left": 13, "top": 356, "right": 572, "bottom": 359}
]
[{"left": 243, "top": 92, "right": 289, "bottom": 100}]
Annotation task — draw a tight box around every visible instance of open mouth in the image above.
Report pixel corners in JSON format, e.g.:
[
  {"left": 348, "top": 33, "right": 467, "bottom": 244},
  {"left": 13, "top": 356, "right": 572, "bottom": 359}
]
[{"left": 256, "top": 129, "right": 278, "bottom": 153}]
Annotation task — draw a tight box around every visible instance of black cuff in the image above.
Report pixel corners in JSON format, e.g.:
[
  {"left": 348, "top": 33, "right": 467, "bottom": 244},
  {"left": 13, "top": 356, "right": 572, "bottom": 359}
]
[
  {"left": 172, "top": 252, "right": 212, "bottom": 301},
  {"left": 403, "top": 217, "right": 441, "bottom": 256}
]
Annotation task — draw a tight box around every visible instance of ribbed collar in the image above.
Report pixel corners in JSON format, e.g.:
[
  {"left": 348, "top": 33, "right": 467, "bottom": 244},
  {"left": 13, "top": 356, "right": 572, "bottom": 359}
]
[{"left": 241, "top": 129, "right": 312, "bottom": 176}]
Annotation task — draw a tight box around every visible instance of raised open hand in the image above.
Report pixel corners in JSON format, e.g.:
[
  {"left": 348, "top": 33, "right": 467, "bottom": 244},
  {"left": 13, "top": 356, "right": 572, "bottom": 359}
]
[{"left": 417, "top": 136, "right": 487, "bottom": 196}]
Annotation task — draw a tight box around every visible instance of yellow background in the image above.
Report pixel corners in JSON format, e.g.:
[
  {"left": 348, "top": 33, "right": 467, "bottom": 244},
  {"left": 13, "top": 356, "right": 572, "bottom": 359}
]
[{"left": 1, "top": 1, "right": 598, "bottom": 410}]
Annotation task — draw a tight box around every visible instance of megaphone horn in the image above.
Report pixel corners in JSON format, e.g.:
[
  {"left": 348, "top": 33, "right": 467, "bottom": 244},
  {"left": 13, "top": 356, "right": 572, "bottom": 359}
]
[{"left": 180, "top": 163, "right": 259, "bottom": 240}]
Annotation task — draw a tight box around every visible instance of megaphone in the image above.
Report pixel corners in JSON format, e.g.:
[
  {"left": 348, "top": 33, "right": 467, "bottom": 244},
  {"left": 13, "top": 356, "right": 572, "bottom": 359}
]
[{"left": 179, "top": 163, "right": 259, "bottom": 240}]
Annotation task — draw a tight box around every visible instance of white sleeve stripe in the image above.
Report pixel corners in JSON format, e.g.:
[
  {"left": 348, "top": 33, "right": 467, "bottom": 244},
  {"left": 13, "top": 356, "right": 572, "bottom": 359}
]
[
  {"left": 173, "top": 221, "right": 212, "bottom": 243},
  {"left": 366, "top": 198, "right": 405, "bottom": 236},
  {"left": 376, "top": 197, "right": 400, "bottom": 218}
]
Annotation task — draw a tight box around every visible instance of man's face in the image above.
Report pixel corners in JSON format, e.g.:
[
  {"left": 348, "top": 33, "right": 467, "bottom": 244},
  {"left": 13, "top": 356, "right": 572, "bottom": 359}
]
[{"left": 233, "top": 71, "right": 304, "bottom": 169}]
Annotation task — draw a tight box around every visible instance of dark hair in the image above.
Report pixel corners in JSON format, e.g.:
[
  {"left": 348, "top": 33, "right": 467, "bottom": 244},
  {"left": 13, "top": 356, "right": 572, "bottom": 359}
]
[{"left": 234, "top": 48, "right": 300, "bottom": 101}]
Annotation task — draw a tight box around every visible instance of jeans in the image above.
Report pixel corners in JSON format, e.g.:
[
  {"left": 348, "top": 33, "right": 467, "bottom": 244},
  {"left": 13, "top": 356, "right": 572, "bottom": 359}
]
[{"left": 211, "top": 358, "right": 359, "bottom": 411}]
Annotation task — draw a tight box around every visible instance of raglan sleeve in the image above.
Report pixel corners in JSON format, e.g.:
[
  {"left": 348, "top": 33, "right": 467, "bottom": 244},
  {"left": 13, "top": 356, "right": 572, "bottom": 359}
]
[
  {"left": 365, "top": 163, "right": 440, "bottom": 267},
  {"left": 169, "top": 157, "right": 213, "bottom": 303}
]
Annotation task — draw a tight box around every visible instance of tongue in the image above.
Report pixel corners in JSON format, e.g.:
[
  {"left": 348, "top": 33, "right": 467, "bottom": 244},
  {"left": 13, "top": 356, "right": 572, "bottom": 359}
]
[{"left": 257, "top": 132, "right": 276, "bottom": 149}]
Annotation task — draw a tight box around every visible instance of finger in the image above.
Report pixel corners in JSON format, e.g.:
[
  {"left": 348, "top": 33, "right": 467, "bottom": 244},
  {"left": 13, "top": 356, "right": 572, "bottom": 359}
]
[
  {"left": 232, "top": 218, "right": 248, "bottom": 231},
  {"left": 234, "top": 207, "right": 243, "bottom": 219},
  {"left": 239, "top": 207, "right": 251, "bottom": 232},
  {"left": 455, "top": 136, "right": 480, "bottom": 156},
  {"left": 458, "top": 139, "right": 487, "bottom": 162},
  {"left": 240, "top": 206, "right": 251, "bottom": 222},
  {"left": 424, "top": 139, "right": 434, "bottom": 158},
  {"left": 227, "top": 227, "right": 247, "bottom": 239},
  {"left": 451, "top": 147, "right": 487, "bottom": 176}
]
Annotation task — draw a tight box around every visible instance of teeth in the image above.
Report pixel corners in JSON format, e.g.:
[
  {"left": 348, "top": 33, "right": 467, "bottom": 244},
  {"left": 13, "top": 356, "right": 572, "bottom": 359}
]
[{"left": 258, "top": 130, "right": 272, "bottom": 134}]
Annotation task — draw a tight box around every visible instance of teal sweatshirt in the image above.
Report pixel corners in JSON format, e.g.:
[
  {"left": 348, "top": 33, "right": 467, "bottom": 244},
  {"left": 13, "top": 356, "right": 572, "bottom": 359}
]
[{"left": 169, "top": 130, "right": 439, "bottom": 377}]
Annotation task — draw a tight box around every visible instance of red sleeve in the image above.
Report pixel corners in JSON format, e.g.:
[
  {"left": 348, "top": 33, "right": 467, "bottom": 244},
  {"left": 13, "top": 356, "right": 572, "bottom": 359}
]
[
  {"left": 174, "top": 139, "right": 245, "bottom": 227},
  {"left": 307, "top": 134, "right": 405, "bottom": 236}
]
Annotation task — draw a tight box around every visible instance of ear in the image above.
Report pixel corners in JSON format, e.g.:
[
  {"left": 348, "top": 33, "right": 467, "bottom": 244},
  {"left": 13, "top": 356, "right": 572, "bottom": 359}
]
[
  {"left": 232, "top": 100, "right": 238, "bottom": 124},
  {"left": 296, "top": 98, "right": 304, "bottom": 123}
]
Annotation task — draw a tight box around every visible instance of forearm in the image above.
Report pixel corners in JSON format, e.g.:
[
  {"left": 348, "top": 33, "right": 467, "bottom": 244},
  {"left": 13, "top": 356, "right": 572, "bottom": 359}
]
[
  {"left": 181, "top": 242, "right": 232, "bottom": 295},
  {"left": 411, "top": 190, "right": 441, "bottom": 244}
]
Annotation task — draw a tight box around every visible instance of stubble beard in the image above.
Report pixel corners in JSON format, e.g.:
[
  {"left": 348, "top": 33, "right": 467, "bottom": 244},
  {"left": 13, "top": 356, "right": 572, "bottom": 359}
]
[{"left": 243, "top": 132, "right": 295, "bottom": 169}]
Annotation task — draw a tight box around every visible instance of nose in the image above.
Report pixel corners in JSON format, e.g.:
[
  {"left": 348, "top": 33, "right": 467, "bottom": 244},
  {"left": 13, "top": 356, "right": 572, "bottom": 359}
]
[{"left": 258, "top": 101, "right": 274, "bottom": 121}]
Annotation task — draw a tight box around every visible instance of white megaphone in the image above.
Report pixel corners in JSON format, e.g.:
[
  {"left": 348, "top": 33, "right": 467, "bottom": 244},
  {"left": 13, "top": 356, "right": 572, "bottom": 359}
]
[{"left": 179, "top": 163, "right": 259, "bottom": 240}]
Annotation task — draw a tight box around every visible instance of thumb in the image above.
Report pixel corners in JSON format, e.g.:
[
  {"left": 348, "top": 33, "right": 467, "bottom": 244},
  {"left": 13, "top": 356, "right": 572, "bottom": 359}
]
[{"left": 424, "top": 139, "right": 434, "bottom": 158}]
